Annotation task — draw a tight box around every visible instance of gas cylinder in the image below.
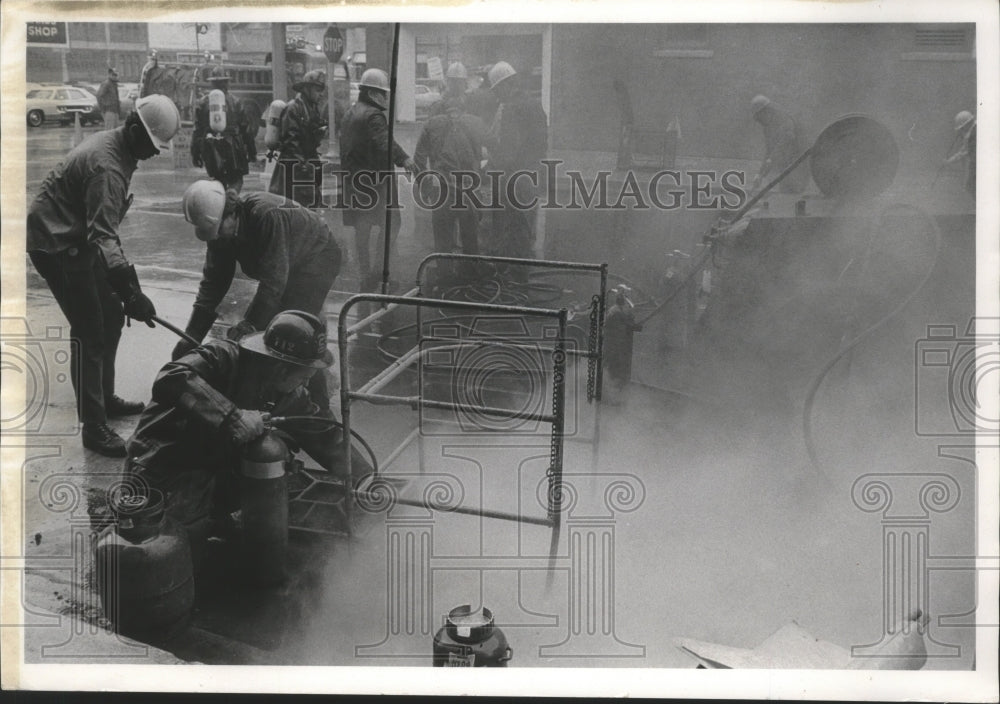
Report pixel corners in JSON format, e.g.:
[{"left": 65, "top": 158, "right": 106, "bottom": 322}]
[
  {"left": 264, "top": 99, "right": 286, "bottom": 150},
  {"left": 432, "top": 605, "right": 512, "bottom": 667},
  {"left": 240, "top": 429, "right": 289, "bottom": 585},
  {"left": 94, "top": 488, "right": 194, "bottom": 640},
  {"left": 208, "top": 89, "right": 227, "bottom": 133}
]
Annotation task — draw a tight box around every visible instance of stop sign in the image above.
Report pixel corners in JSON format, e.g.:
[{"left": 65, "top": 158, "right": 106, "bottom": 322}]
[{"left": 323, "top": 25, "right": 344, "bottom": 63}]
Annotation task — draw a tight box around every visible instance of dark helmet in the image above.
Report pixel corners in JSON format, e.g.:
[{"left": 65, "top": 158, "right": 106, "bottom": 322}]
[
  {"left": 207, "top": 66, "right": 231, "bottom": 84},
  {"left": 239, "top": 311, "right": 334, "bottom": 369},
  {"left": 293, "top": 69, "right": 327, "bottom": 92}
]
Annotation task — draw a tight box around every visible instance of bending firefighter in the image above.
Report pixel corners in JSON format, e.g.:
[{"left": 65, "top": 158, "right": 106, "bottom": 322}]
[
  {"left": 177, "top": 180, "right": 343, "bottom": 412},
  {"left": 26, "top": 95, "right": 181, "bottom": 457},
  {"left": 124, "top": 311, "right": 368, "bottom": 546}
]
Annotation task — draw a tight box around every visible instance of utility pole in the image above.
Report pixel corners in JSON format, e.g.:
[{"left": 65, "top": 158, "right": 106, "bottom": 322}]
[{"left": 271, "top": 24, "right": 287, "bottom": 100}]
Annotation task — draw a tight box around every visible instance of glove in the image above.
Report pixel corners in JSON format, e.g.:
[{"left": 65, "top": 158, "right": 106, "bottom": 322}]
[
  {"left": 171, "top": 306, "right": 216, "bottom": 360},
  {"left": 107, "top": 265, "right": 156, "bottom": 327},
  {"left": 226, "top": 319, "right": 256, "bottom": 341},
  {"left": 225, "top": 408, "right": 266, "bottom": 445}
]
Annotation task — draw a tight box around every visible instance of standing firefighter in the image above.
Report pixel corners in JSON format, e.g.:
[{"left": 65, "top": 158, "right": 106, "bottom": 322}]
[
  {"left": 268, "top": 69, "right": 329, "bottom": 207},
  {"left": 97, "top": 68, "right": 121, "bottom": 130},
  {"left": 124, "top": 311, "right": 365, "bottom": 546},
  {"left": 176, "top": 181, "right": 343, "bottom": 412},
  {"left": 339, "top": 68, "right": 418, "bottom": 293},
  {"left": 414, "top": 83, "right": 489, "bottom": 285},
  {"left": 487, "top": 60, "right": 548, "bottom": 264},
  {"left": 26, "top": 95, "right": 181, "bottom": 457},
  {"left": 428, "top": 61, "right": 470, "bottom": 117},
  {"left": 945, "top": 110, "right": 976, "bottom": 197},
  {"left": 750, "top": 94, "right": 809, "bottom": 194},
  {"left": 191, "top": 67, "right": 257, "bottom": 192}
]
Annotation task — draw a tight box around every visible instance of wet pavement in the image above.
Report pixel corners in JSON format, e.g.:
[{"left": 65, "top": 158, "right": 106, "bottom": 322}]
[{"left": 10, "top": 121, "right": 978, "bottom": 669}]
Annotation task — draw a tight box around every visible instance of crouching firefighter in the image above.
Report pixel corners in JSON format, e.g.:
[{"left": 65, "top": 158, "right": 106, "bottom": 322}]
[
  {"left": 124, "top": 311, "right": 371, "bottom": 550},
  {"left": 176, "top": 180, "right": 343, "bottom": 412}
]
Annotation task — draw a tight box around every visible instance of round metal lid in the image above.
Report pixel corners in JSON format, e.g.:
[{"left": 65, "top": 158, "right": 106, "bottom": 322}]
[
  {"left": 447, "top": 604, "right": 494, "bottom": 642},
  {"left": 810, "top": 114, "right": 899, "bottom": 200}
]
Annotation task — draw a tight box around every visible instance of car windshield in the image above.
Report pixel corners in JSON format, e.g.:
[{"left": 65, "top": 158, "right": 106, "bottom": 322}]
[{"left": 68, "top": 89, "right": 89, "bottom": 100}]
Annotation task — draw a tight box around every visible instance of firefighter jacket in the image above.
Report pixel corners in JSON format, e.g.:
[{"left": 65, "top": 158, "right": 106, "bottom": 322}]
[
  {"left": 125, "top": 339, "right": 340, "bottom": 484},
  {"left": 276, "top": 94, "right": 327, "bottom": 163},
  {"left": 26, "top": 127, "right": 136, "bottom": 272},
  {"left": 191, "top": 91, "right": 256, "bottom": 180},
  {"left": 489, "top": 90, "right": 548, "bottom": 173},
  {"left": 96, "top": 78, "right": 120, "bottom": 114},
  {"left": 414, "top": 104, "right": 488, "bottom": 175},
  {"left": 339, "top": 95, "right": 411, "bottom": 225},
  {"left": 191, "top": 191, "right": 339, "bottom": 330}
]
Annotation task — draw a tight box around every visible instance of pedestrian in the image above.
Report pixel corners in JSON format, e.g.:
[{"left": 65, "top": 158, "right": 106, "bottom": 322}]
[
  {"left": 602, "top": 286, "right": 642, "bottom": 404},
  {"left": 124, "top": 310, "right": 366, "bottom": 547},
  {"left": 750, "top": 94, "right": 809, "bottom": 194},
  {"left": 428, "top": 61, "right": 470, "bottom": 117},
  {"left": 97, "top": 68, "right": 121, "bottom": 130},
  {"left": 414, "top": 87, "right": 489, "bottom": 286},
  {"left": 486, "top": 60, "right": 548, "bottom": 266},
  {"left": 945, "top": 110, "right": 976, "bottom": 197},
  {"left": 175, "top": 180, "right": 343, "bottom": 413},
  {"left": 339, "top": 68, "right": 417, "bottom": 294},
  {"left": 138, "top": 49, "right": 158, "bottom": 99},
  {"left": 26, "top": 95, "right": 181, "bottom": 457},
  {"left": 268, "top": 69, "right": 329, "bottom": 207},
  {"left": 191, "top": 67, "right": 257, "bottom": 192}
]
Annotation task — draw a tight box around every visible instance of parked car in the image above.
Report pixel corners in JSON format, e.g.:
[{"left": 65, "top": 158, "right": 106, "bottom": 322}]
[
  {"left": 414, "top": 84, "right": 442, "bottom": 115},
  {"left": 26, "top": 85, "right": 99, "bottom": 127}
]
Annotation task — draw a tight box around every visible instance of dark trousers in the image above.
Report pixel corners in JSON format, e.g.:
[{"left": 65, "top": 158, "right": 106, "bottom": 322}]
[
  {"left": 432, "top": 201, "right": 479, "bottom": 261},
  {"left": 282, "top": 239, "right": 341, "bottom": 412},
  {"left": 29, "top": 246, "right": 124, "bottom": 426}
]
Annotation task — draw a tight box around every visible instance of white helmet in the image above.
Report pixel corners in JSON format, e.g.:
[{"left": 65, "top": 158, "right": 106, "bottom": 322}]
[
  {"left": 446, "top": 61, "right": 468, "bottom": 80},
  {"left": 750, "top": 94, "right": 771, "bottom": 115},
  {"left": 954, "top": 110, "right": 974, "bottom": 132},
  {"left": 134, "top": 94, "right": 181, "bottom": 152},
  {"left": 183, "top": 180, "right": 227, "bottom": 241},
  {"left": 487, "top": 61, "right": 516, "bottom": 89},
  {"left": 359, "top": 68, "right": 390, "bottom": 92}
]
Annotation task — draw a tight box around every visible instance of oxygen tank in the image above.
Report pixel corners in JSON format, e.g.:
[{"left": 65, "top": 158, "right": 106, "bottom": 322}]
[
  {"left": 94, "top": 488, "right": 195, "bottom": 641},
  {"left": 240, "top": 430, "right": 289, "bottom": 585},
  {"left": 208, "top": 88, "right": 227, "bottom": 133},
  {"left": 264, "top": 99, "right": 287, "bottom": 151}
]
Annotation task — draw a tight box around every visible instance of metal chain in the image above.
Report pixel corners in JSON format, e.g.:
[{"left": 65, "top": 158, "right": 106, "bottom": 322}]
[
  {"left": 586, "top": 294, "right": 600, "bottom": 401},
  {"left": 546, "top": 345, "right": 566, "bottom": 520}
]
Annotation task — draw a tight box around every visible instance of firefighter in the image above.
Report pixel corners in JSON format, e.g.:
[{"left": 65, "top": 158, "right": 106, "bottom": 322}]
[
  {"left": 339, "top": 68, "right": 418, "bottom": 293},
  {"left": 175, "top": 180, "right": 343, "bottom": 412},
  {"left": 268, "top": 69, "right": 329, "bottom": 207},
  {"left": 750, "top": 94, "right": 809, "bottom": 194},
  {"left": 124, "top": 310, "right": 365, "bottom": 545},
  {"left": 486, "top": 60, "right": 548, "bottom": 265},
  {"left": 26, "top": 95, "right": 181, "bottom": 457},
  {"left": 945, "top": 110, "right": 976, "bottom": 197},
  {"left": 138, "top": 49, "right": 158, "bottom": 99},
  {"left": 96, "top": 68, "right": 121, "bottom": 129},
  {"left": 414, "top": 84, "right": 489, "bottom": 285},
  {"left": 428, "top": 61, "right": 470, "bottom": 117},
  {"left": 190, "top": 66, "right": 257, "bottom": 192}
]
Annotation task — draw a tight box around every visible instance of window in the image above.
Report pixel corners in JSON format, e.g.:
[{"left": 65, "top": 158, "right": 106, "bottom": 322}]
[
  {"left": 68, "top": 89, "right": 88, "bottom": 100},
  {"left": 54, "top": 89, "right": 69, "bottom": 100},
  {"left": 27, "top": 89, "right": 51, "bottom": 99},
  {"left": 652, "top": 24, "right": 713, "bottom": 59}
]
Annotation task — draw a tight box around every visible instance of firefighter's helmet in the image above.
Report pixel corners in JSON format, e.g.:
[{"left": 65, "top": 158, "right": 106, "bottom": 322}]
[
  {"left": 954, "top": 110, "right": 974, "bottom": 132},
  {"left": 182, "top": 180, "right": 228, "bottom": 241},
  {"left": 293, "top": 70, "right": 327, "bottom": 92},
  {"left": 751, "top": 94, "right": 771, "bottom": 115},
  {"left": 134, "top": 94, "right": 181, "bottom": 152},
  {"left": 240, "top": 310, "right": 334, "bottom": 369},
  {"left": 446, "top": 62, "right": 468, "bottom": 80},
  {"left": 359, "top": 68, "right": 390, "bottom": 92},
  {"left": 487, "top": 61, "right": 516, "bottom": 89}
]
